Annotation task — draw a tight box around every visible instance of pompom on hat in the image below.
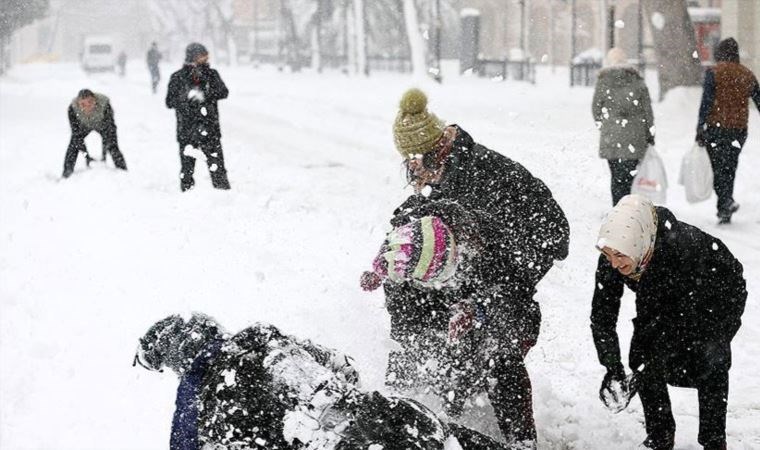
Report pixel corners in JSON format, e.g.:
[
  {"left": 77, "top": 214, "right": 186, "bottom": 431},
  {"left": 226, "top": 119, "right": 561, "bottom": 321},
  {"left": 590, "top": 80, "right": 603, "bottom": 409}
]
[
  {"left": 361, "top": 216, "right": 458, "bottom": 291},
  {"left": 393, "top": 89, "right": 445, "bottom": 158}
]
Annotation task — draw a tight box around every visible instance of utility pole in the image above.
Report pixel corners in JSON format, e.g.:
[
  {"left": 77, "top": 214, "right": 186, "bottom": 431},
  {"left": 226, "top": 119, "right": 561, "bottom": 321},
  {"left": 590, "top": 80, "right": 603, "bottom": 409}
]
[
  {"left": 549, "top": 0, "right": 555, "bottom": 72},
  {"left": 252, "top": 0, "right": 259, "bottom": 59},
  {"left": 637, "top": 0, "right": 644, "bottom": 74},
  {"left": 600, "top": 0, "right": 607, "bottom": 54},
  {"left": 608, "top": 4, "right": 615, "bottom": 50},
  {"left": 434, "top": 0, "right": 442, "bottom": 82},
  {"left": 570, "top": 0, "right": 576, "bottom": 86},
  {"left": 519, "top": 0, "right": 527, "bottom": 56}
]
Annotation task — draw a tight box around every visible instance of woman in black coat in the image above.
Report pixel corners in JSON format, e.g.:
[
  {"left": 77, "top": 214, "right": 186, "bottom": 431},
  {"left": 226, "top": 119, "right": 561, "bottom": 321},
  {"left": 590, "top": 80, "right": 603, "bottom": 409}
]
[
  {"left": 591, "top": 195, "right": 746, "bottom": 450},
  {"left": 381, "top": 89, "right": 570, "bottom": 446}
]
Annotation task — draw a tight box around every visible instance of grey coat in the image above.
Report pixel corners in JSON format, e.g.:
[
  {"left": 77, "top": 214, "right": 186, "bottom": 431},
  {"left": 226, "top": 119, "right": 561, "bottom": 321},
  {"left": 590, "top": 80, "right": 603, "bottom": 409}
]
[{"left": 592, "top": 66, "right": 654, "bottom": 160}]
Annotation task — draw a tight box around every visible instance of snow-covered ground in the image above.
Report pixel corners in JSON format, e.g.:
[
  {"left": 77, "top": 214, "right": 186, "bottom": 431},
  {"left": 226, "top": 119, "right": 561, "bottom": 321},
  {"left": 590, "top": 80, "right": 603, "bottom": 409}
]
[{"left": 1, "top": 61, "right": 758, "bottom": 450}]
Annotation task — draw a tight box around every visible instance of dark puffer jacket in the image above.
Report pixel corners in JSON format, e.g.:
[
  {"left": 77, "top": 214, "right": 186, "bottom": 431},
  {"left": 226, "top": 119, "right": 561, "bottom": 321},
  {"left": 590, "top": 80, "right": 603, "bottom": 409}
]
[
  {"left": 591, "top": 207, "right": 747, "bottom": 384},
  {"left": 166, "top": 64, "right": 228, "bottom": 145},
  {"left": 161, "top": 322, "right": 510, "bottom": 450},
  {"left": 388, "top": 126, "right": 570, "bottom": 321}
]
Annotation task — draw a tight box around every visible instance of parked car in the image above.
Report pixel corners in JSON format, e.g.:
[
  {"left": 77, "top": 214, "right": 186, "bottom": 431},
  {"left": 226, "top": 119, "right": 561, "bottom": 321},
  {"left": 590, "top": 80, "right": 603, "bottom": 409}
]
[{"left": 82, "top": 36, "right": 116, "bottom": 72}]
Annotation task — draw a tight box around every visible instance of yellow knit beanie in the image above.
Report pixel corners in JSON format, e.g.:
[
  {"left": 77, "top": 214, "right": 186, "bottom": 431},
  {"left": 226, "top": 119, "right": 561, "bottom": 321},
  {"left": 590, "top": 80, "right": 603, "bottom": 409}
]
[{"left": 393, "top": 88, "right": 445, "bottom": 158}]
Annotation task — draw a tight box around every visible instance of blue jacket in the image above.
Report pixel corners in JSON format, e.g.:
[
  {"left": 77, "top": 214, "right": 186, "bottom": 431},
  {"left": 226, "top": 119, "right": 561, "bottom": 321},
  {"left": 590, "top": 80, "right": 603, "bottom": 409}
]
[{"left": 170, "top": 339, "right": 224, "bottom": 450}]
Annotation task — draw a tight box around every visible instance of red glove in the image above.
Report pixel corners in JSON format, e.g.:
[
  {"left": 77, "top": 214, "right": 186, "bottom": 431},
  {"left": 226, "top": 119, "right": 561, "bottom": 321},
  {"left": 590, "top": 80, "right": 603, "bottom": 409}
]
[
  {"left": 360, "top": 271, "right": 383, "bottom": 291},
  {"left": 448, "top": 303, "right": 475, "bottom": 343}
]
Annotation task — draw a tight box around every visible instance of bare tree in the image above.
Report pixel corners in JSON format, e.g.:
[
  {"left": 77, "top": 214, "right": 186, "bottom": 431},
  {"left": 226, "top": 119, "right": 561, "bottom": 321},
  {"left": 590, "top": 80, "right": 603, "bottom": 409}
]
[
  {"left": 642, "top": 0, "right": 702, "bottom": 100},
  {"left": 0, "top": 0, "right": 49, "bottom": 75},
  {"left": 148, "top": 0, "right": 236, "bottom": 64}
]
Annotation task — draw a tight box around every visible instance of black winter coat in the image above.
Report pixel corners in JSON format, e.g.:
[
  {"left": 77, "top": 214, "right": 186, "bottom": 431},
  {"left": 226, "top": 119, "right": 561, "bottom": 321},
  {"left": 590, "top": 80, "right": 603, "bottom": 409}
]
[
  {"left": 184, "top": 323, "right": 357, "bottom": 449},
  {"left": 389, "top": 126, "right": 570, "bottom": 321},
  {"left": 591, "top": 207, "right": 747, "bottom": 383},
  {"left": 166, "top": 64, "right": 228, "bottom": 145}
]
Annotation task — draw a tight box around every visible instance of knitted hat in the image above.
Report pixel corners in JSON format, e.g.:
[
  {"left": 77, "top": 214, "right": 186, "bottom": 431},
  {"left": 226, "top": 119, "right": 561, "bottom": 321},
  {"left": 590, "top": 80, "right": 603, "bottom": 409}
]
[
  {"left": 365, "top": 216, "right": 458, "bottom": 289},
  {"left": 185, "top": 42, "right": 209, "bottom": 63},
  {"left": 393, "top": 89, "right": 445, "bottom": 158},
  {"left": 134, "top": 313, "right": 224, "bottom": 374},
  {"left": 715, "top": 37, "right": 739, "bottom": 63},
  {"left": 596, "top": 194, "right": 657, "bottom": 268}
]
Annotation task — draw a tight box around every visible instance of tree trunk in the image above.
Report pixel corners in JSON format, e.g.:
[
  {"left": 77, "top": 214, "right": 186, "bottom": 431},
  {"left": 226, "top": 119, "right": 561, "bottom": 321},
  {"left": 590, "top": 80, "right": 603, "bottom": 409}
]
[
  {"left": 353, "top": 0, "right": 368, "bottom": 76},
  {"left": 0, "top": 34, "right": 7, "bottom": 76},
  {"left": 642, "top": 0, "right": 702, "bottom": 100},
  {"left": 310, "top": 23, "right": 321, "bottom": 71},
  {"left": 402, "top": 0, "right": 427, "bottom": 78}
]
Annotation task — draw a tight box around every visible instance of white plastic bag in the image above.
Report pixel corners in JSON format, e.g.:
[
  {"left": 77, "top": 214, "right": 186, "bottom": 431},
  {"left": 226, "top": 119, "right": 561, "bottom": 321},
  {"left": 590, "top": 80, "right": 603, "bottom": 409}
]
[
  {"left": 631, "top": 146, "right": 668, "bottom": 204},
  {"left": 678, "top": 144, "right": 713, "bottom": 203}
]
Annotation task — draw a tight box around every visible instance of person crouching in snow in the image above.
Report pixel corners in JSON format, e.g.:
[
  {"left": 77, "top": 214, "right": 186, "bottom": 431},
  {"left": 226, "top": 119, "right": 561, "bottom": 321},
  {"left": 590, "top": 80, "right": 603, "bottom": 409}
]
[
  {"left": 62, "top": 89, "right": 128, "bottom": 178},
  {"left": 134, "top": 313, "right": 514, "bottom": 450},
  {"left": 591, "top": 194, "right": 747, "bottom": 450},
  {"left": 366, "top": 87, "right": 570, "bottom": 448},
  {"left": 166, "top": 43, "right": 230, "bottom": 191}
]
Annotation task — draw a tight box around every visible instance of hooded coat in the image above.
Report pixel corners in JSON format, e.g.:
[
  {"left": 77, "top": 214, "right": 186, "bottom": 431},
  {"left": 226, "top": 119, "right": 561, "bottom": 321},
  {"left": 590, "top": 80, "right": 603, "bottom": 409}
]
[
  {"left": 166, "top": 64, "right": 228, "bottom": 145},
  {"left": 591, "top": 206, "right": 747, "bottom": 383},
  {"left": 592, "top": 66, "right": 655, "bottom": 160}
]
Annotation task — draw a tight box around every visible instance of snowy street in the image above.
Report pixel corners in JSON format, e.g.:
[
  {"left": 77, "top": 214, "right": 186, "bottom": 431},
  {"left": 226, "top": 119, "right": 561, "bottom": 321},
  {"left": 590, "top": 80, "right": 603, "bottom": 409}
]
[{"left": 1, "top": 62, "right": 759, "bottom": 449}]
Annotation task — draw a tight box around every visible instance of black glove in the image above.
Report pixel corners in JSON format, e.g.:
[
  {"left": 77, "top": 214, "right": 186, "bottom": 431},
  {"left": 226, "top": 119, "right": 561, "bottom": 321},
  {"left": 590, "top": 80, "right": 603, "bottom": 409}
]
[
  {"left": 695, "top": 129, "right": 706, "bottom": 147},
  {"left": 390, "top": 194, "right": 429, "bottom": 227},
  {"left": 646, "top": 134, "right": 655, "bottom": 146},
  {"left": 599, "top": 364, "right": 626, "bottom": 405}
]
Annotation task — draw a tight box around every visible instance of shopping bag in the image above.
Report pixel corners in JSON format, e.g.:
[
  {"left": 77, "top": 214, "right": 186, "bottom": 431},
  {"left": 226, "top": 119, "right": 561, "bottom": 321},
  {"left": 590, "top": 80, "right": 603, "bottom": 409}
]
[
  {"left": 631, "top": 146, "right": 667, "bottom": 204},
  {"left": 678, "top": 144, "right": 713, "bottom": 203}
]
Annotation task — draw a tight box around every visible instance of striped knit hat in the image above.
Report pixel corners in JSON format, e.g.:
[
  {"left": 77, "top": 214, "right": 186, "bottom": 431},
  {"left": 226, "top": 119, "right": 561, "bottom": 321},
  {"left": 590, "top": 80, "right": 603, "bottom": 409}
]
[{"left": 372, "top": 216, "right": 458, "bottom": 286}]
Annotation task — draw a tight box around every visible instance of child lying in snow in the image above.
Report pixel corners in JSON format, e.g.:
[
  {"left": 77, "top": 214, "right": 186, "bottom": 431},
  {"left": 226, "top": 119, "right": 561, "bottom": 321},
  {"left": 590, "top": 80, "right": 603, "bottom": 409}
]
[{"left": 134, "top": 312, "right": 514, "bottom": 450}]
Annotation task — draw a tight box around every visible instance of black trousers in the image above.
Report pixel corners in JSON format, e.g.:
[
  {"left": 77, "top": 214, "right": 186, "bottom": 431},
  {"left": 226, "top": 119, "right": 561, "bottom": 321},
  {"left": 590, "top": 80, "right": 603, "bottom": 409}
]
[
  {"left": 384, "top": 283, "right": 540, "bottom": 443},
  {"left": 63, "top": 128, "right": 127, "bottom": 177},
  {"left": 338, "top": 392, "right": 512, "bottom": 450},
  {"left": 637, "top": 349, "right": 730, "bottom": 448},
  {"left": 179, "top": 140, "right": 230, "bottom": 191},
  {"left": 704, "top": 127, "right": 746, "bottom": 217},
  {"left": 149, "top": 67, "right": 160, "bottom": 93},
  {"left": 607, "top": 158, "right": 640, "bottom": 206}
]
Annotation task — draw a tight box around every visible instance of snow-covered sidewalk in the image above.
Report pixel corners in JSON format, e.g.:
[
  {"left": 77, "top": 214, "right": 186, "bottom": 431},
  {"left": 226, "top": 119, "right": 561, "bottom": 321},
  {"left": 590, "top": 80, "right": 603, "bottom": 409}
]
[{"left": 1, "top": 62, "right": 758, "bottom": 449}]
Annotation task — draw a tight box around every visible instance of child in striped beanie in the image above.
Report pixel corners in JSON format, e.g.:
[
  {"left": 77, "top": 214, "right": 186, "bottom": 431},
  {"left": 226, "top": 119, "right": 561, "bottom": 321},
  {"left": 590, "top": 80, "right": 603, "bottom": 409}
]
[{"left": 360, "top": 216, "right": 459, "bottom": 291}]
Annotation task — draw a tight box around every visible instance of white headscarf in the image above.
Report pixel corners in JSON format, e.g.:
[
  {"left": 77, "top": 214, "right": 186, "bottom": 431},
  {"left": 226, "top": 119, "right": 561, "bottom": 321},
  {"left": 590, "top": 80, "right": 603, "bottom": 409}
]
[{"left": 596, "top": 194, "right": 657, "bottom": 267}]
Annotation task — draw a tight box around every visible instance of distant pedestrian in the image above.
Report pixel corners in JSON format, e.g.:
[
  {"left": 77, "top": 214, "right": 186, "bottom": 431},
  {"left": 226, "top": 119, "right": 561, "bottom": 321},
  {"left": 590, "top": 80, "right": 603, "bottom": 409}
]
[
  {"left": 146, "top": 42, "right": 161, "bottom": 94},
  {"left": 117, "top": 51, "right": 127, "bottom": 77},
  {"left": 695, "top": 37, "right": 760, "bottom": 224},
  {"left": 592, "top": 47, "right": 655, "bottom": 206},
  {"left": 62, "top": 89, "right": 127, "bottom": 178},
  {"left": 166, "top": 43, "right": 230, "bottom": 191}
]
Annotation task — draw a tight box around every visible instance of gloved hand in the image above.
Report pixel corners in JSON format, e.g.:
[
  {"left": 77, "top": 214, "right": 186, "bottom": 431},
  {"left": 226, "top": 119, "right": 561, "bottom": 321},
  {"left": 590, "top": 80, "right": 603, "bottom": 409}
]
[
  {"left": 695, "top": 129, "right": 706, "bottom": 147},
  {"left": 360, "top": 271, "right": 383, "bottom": 291},
  {"left": 332, "top": 353, "right": 360, "bottom": 385},
  {"left": 599, "top": 364, "right": 637, "bottom": 413},
  {"left": 187, "top": 88, "right": 206, "bottom": 102},
  {"left": 448, "top": 301, "right": 476, "bottom": 343},
  {"left": 646, "top": 133, "right": 655, "bottom": 146}
]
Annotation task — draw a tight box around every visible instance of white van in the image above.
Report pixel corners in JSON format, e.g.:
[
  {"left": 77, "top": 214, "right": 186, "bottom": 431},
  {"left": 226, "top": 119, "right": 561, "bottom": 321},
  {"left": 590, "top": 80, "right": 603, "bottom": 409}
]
[{"left": 82, "top": 36, "right": 116, "bottom": 72}]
